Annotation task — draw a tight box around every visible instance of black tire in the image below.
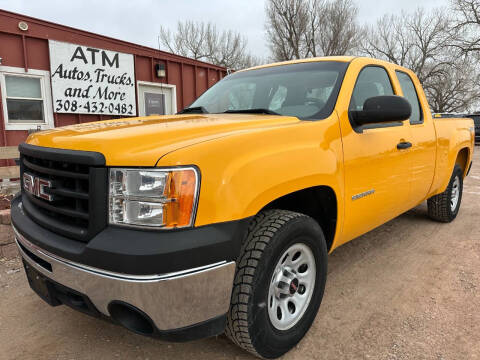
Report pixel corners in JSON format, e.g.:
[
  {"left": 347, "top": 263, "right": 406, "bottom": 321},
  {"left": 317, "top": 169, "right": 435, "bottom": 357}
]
[
  {"left": 427, "top": 164, "right": 463, "bottom": 222},
  {"left": 225, "top": 209, "right": 328, "bottom": 359}
]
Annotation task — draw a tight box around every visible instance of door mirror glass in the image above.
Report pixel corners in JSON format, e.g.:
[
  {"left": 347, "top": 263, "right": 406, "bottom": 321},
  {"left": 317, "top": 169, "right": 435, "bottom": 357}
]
[{"left": 350, "top": 95, "right": 412, "bottom": 125}]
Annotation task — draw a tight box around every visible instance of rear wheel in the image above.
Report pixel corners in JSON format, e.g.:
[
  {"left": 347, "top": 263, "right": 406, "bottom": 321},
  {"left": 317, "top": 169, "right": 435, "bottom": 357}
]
[
  {"left": 225, "top": 210, "right": 327, "bottom": 358},
  {"left": 427, "top": 164, "right": 463, "bottom": 222}
]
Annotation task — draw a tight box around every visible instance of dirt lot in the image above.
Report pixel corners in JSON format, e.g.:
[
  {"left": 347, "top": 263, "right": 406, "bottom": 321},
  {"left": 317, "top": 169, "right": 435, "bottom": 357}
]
[{"left": 1, "top": 150, "right": 479, "bottom": 360}]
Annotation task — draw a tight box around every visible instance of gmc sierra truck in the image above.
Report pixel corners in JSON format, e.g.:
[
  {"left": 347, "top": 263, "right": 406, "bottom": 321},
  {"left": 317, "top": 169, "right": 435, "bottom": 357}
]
[{"left": 12, "top": 56, "right": 474, "bottom": 358}]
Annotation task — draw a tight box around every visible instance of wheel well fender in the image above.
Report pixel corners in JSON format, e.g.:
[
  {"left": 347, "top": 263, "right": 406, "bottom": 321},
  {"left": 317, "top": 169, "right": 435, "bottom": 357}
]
[
  {"left": 261, "top": 186, "right": 338, "bottom": 251},
  {"left": 455, "top": 147, "right": 470, "bottom": 177}
]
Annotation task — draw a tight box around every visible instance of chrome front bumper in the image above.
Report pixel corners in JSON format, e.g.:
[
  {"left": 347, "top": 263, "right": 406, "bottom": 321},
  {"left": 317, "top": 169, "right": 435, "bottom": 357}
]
[{"left": 14, "top": 226, "right": 236, "bottom": 331}]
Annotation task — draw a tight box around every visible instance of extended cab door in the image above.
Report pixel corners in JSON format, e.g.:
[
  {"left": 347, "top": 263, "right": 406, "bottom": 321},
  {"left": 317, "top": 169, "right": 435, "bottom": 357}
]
[
  {"left": 337, "top": 63, "right": 413, "bottom": 244},
  {"left": 394, "top": 70, "right": 436, "bottom": 206}
]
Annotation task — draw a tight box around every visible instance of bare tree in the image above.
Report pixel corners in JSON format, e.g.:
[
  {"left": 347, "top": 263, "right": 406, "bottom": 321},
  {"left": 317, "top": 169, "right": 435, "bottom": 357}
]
[
  {"left": 265, "top": 0, "right": 363, "bottom": 61},
  {"left": 362, "top": 8, "right": 455, "bottom": 83},
  {"left": 361, "top": 7, "right": 479, "bottom": 112},
  {"left": 424, "top": 56, "right": 480, "bottom": 112},
  {"left": 451, "top": 0, "right": 480, "bottom": 54},
  {"left": 313, "top": 0, "right": 364, "bottom": 56},
  {"left": 159, "top": 21, "right": 211, "bottom": 60},
  {"left": 265, "top": 0, "right": 310, "bottom": 60},
  {"left": 159, "top": 21, "right": 258, "bottom": 70}
]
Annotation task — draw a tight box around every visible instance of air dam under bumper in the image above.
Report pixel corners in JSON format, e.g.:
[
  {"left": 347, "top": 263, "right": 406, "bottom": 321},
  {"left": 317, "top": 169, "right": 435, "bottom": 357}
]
[{"left": 14, "top": 226, "right": 236, "bottom": 339}]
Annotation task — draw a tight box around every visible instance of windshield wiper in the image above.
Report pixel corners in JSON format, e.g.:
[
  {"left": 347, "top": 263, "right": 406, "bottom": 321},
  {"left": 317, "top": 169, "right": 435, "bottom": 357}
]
[
  {"left": 178, "top": 106, "right": 209, "bottom": 114},
  {"left": 222, "top": 108, "right": 280, "bottom": 115}
]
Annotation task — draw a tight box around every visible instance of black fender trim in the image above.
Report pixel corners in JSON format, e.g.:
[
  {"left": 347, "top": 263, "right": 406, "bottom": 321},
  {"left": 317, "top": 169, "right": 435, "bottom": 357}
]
[{"left": 466, "top": 161, "right": 473, "bottom": 176}]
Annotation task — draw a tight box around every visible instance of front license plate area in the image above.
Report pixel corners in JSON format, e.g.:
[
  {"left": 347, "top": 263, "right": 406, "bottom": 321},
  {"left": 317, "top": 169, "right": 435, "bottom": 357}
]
[{"left": 22, "top": 259, "right": 57, "bottom": 306}]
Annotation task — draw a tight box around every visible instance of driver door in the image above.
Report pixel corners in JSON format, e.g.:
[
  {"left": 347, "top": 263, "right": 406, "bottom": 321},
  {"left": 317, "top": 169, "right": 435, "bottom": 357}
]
[{"left": 339, "top": 65, "right": 412, "bottom": 243}]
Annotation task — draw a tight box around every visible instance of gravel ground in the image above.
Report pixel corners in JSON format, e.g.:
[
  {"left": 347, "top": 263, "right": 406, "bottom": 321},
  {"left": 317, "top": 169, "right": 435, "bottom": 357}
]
[{"left": 1, "top": 150, "right": 479, "bottom": 360}]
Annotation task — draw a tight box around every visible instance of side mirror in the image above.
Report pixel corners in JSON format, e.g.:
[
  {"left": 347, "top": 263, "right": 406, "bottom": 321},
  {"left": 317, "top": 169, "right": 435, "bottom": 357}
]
[{"left": 350, "top": 95, "right": 412, "bottom": 125}]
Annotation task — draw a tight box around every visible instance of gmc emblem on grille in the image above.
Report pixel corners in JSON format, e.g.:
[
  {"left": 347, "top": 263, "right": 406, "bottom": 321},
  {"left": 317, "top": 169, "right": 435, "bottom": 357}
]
[{"left": 23, "top": 173, "right": 54, "bottom": 202}]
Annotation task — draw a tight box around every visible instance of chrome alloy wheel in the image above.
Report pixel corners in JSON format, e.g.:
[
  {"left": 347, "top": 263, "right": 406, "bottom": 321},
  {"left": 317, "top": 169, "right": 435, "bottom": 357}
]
[
  {"left": 451, "top": 176, "right": 460, "bottom": 211},
  {"left": 267, "top": 243, "right": 316, "bottom": 331}
]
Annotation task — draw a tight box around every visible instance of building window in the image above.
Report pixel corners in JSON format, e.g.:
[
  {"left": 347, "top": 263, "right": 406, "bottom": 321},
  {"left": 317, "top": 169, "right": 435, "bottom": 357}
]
[
  {"left": 0, "top": 66, "right": 54, "bottom": 130},
  {"left": 5, "top": 75, "right": 44, "bottom": 123}
]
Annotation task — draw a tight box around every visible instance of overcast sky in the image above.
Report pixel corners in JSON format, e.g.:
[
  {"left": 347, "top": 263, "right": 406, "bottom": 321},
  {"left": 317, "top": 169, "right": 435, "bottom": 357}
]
[{"left": 0, "top": 0, "right": 450, "bottom": 57}]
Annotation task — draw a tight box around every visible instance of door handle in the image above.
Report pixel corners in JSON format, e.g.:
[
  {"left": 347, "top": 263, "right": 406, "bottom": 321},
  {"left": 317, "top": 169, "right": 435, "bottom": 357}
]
[{"left": 397, "top": 141, "right": 412, "bottom": 150}]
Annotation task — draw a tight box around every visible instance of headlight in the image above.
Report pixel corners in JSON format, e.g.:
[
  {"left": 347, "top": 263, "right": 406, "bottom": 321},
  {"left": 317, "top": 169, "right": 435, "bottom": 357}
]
[{"left": 109, "top": 167, "right": 199, "bottom": 228}]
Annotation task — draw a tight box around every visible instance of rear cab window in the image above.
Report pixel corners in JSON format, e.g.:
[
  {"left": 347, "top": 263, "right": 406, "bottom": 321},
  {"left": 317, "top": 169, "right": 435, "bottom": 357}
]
[{"left": 396, "top": 71, "right": 423, "bottom": 125}]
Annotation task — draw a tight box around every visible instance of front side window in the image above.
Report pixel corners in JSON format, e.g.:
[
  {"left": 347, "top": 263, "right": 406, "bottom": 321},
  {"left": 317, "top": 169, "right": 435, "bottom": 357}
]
[
  {"left": 396, "top": 71, "right": 423, "bottom": 124},
  {"left": 189, "top": 61, "right": 349, "bottom": 120},
  {"left": 4, "top": 74, "right": 45, "bottom": 124},
  {"left": 349, "top": 66, "right": 394, "bottom": 111}
]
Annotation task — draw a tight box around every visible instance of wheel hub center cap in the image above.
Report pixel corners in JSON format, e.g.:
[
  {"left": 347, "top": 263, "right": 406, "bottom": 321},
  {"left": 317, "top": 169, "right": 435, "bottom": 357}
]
[
  {"left": 273, "top": 265, "right": 297, "bottom": 299},
  {"left": 289, "top": 278, "right": 299, "bottom": 295}
]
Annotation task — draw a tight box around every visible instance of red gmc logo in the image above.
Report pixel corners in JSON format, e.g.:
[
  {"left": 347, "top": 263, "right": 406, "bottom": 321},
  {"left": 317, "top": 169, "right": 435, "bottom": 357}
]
[{"left": 23, "top": 173, "right": 53, "bottom": 202}]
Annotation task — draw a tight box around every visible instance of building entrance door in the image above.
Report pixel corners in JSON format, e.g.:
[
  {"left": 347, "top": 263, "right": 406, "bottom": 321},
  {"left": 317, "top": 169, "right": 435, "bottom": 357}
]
[{"left": 137, "top": 81, "right": 176, "bottom": 116}]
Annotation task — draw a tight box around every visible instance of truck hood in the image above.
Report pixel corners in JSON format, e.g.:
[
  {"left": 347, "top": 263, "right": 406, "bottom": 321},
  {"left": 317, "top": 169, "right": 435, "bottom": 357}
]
[{"left": 26, "top": 114, "right": 300, "bottom": 166}]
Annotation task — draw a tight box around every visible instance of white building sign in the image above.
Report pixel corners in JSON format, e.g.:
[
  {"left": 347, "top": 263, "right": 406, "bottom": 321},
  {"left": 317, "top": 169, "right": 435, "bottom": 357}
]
[{"left": 49, "top": 40, "right": 136, "bottom": 116}]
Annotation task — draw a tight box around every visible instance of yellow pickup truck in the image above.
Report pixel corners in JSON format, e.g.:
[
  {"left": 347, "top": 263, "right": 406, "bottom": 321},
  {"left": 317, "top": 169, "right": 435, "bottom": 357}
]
[{"left": 12, "top": 56, "right": 474, "bottom": 358}]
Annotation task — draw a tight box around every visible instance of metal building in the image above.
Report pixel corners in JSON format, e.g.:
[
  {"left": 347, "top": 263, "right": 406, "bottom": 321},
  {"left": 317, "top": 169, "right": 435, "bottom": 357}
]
[{"left": 0, "top": 9, "right": 226, "bottom": 150}]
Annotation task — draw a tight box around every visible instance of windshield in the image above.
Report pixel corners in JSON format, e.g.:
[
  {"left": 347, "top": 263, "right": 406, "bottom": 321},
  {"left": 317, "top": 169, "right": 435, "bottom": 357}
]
[{"left": 188, "top": 61, "right": 349, "bottom": 120}]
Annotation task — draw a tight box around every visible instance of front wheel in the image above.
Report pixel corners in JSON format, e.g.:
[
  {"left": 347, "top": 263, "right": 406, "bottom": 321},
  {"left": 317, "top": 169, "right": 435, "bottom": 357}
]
[
  {"left": 427, "top": 164, "right": 464, "bottom": 222},
  {"left": 225, "top": 210, "right": 328, "bottom": 358}
]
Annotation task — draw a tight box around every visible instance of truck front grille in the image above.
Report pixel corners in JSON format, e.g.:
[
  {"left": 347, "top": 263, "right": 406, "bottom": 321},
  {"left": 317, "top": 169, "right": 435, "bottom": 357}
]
[{"left": 19, "top": 144, "right": 107, "bottom": 242}]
